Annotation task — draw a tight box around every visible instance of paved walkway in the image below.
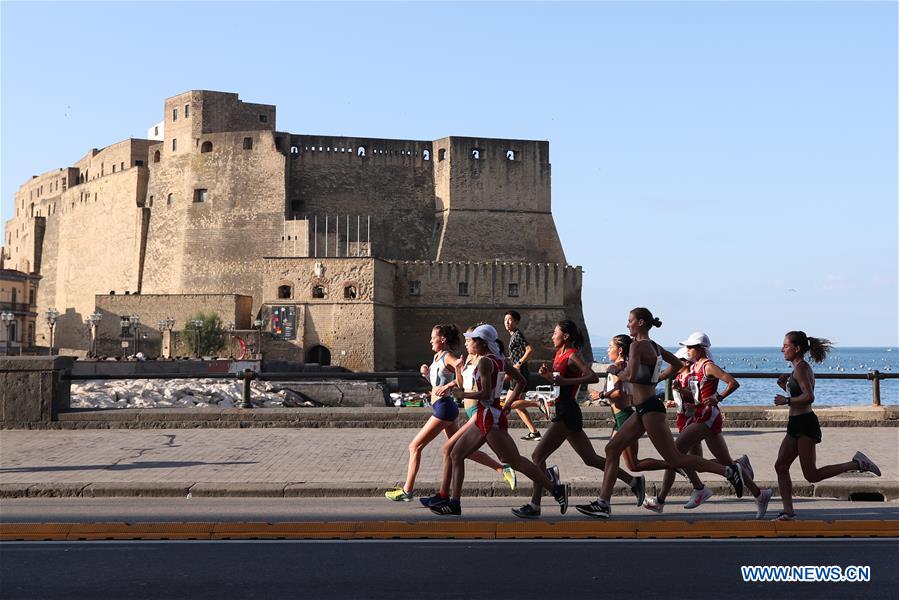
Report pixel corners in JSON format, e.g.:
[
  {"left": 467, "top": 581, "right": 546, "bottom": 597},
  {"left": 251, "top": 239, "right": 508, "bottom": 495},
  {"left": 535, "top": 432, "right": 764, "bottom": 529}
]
[{"left": 1, "top": 427, "right": 895, "bottom": 499}]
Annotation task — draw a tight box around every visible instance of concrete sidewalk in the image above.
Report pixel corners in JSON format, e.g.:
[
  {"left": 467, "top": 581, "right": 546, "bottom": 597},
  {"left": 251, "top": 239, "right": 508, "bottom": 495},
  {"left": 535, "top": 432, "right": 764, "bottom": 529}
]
[{"left": 1, "top": 427, "right": 895, "bottom": 500}]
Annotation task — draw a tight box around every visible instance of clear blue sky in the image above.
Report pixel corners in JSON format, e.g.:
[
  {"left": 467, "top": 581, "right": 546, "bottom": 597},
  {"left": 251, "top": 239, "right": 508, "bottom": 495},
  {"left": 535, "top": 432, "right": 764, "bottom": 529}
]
[{"left": 2, "top": 1, "right": 896, "bottom": 346}]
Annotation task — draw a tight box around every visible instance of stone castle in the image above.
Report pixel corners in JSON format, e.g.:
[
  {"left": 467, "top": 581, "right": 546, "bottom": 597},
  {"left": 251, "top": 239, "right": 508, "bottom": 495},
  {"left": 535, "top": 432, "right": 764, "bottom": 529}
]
[{"left": 1, "top": 90, "right": 590, "bottom": 370}]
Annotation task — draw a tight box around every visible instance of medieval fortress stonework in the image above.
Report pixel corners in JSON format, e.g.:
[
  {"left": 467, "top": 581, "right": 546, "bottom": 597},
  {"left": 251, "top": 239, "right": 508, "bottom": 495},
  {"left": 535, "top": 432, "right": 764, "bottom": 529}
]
[{"left": 2, "top": 91, "right": 589, "bottom": 370}]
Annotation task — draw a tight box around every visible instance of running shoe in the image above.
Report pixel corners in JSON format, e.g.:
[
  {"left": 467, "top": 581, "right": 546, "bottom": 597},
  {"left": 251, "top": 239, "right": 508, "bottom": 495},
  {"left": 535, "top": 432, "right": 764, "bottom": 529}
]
[
  {"left": 726, "top": 463, "right": 745, "bottom": 498},
  {"left": 430, "top": 499, "right": 461, "bottom": 516},
  {"left": 737, "top": 454, "right": 755, "bottom": 482},
  {"left": 552, "top": 482, "right": 570, "bottom": 514},
  {"left": 629, "top": 474, "right": 646, "bottom": 507},
  {"left": 675, "top": 467, "right": 688, "bottom": 479},
  {"left": 511, "top": 503, "right": 541, "bottom": 519},
  {"left": 852, "top": 451, "right": 882, "bottom": 476},
  {"left": 546, "top": 464, "right": 561, "bottom": 488},
  {"left": 643, "top": 496, "right": 665, "bottom": 514},
  {"left": 755, "top": 488, "right": 773, "bottom": 520},
  {"left": 385, "top": 488, "right": 413, "bottom": 502},
  {"left": 575, "top": 499, "right": 611, "bottom": 519},
  {"left": 772, "top": 512, "right": 796, "bottom": 522},
  {"left": 521, "top": 431, "right": 542, "bottom": 441},
  {"left": 683, "top": 486, "right": 713, "bottom": 509},
  {"left": 502, "top": 464, "right": 517, "bottom": 491},
  {"left": 419, "top": 493, "right": 448, "bottom": 508}
]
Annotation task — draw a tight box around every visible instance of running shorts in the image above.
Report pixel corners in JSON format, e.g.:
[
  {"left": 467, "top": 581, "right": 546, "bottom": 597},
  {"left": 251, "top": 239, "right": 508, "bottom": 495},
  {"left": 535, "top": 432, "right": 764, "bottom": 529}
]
[
  {"left": 432, "top": 397, "right": 459, "bottom": 422},
  {"left": 787, "top": 411, "right": 822, "bottom": 444}
]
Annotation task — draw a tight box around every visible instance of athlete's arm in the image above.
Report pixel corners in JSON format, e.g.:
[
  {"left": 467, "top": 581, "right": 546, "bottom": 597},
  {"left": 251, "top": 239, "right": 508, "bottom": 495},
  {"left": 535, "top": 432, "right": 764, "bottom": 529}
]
[
  {"left": 704, "top": 362, "right": 739, "bottom": 404},
  {"left": 503, "top": 358, "right": 527, "bottom": 409},
  {"left": 556, "top": 351, "right": 599, "bottom": 387},
  {"left": 453, "top": 356, "right": 494, "bottom": 402}
]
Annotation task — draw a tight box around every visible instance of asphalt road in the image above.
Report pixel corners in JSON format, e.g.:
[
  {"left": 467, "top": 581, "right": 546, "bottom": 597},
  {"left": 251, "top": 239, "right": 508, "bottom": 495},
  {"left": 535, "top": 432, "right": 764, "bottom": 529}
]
[
  {"left": 1, "top": 496, "right": 896, "bottom": 522},
  {"left": 1, "top": 538, "right": 896, "bottom": 600}
]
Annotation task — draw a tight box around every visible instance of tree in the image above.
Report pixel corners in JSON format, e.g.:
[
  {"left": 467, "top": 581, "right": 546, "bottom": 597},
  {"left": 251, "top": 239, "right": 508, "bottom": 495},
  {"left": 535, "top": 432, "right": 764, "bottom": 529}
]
[{"left": 184, "top": 312, "right": 226, "bottom": 357}]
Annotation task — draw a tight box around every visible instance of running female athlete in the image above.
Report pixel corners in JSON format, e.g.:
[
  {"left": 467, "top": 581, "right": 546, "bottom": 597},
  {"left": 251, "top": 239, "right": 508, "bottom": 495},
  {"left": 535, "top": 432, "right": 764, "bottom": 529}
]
[
  {"left": 512, "top": 323, "right": 646, "bottom": 519},
  {"left": 576, "top": 308, "right": 745, "bottom": 519},
  {"left": 772, "top": 331, "right": 881, "bottom": 521},
  {"left": 430, "top": 324, "right": 568, "bottom": 517},
  {"left": 385, "top": 325, "right": 515, "bottom": 502}
]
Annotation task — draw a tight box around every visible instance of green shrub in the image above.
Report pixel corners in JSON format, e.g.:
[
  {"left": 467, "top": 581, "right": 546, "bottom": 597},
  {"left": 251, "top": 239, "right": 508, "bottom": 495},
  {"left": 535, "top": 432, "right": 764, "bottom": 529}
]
[{"left": 183, "top": 312, "right": 226, "bottom": 357}]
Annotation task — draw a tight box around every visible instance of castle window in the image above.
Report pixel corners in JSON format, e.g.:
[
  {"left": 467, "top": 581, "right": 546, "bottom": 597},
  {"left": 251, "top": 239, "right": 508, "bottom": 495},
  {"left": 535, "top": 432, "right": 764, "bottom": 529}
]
[
  {"left": 194, "top": 188, "right": 208, "bottom": 203},
  {"left": 120, "top": 161, "right": 124, "bottom": 170},
  {"left": 506, "top": 150, "right": 515, "bottom": 161},
  {"left": 312, "top": 285, "right": 326, "bottom": 299},
  {"left": 278, "top": 285, "right": 293, "bottom": 299},
  {"left": 200, "top": 141, "right": 213, "bottom": 153},
  {"left": 243, "top": 137, "right": 253, "bottom": 150},
  {"left": 423, "top": 150, "right": 430, "bottom": 161},
  {"left": 458, "top": 282, "right": 469, "bottom": 296},
  {"left": 471, "top": 148, "right": 482, "bottom": 160},
  {"left": 184, "top": 104, "right": 189, "bottom": 118},
  {"left": 438, "top": 148, "right": 447, "bottom": 161},
  {"left": 275, "top": 136, "right": 282, "bottom": 150},
  {"left": 148, "top": 195, "right": 154, "bottom": 207},
  {"left": 343, "top": 285, "right": 358, "bottom": 300},
  {"left": 408, "top": 281, "right": 421, "bottom": 296},
  {"left": 290, "top": 146, "right": 299, "bottom": 155},
  {"left": 172, "top": 138, "right": 177, "bottom": 152},
  {"left": 357, "top": 146, "right": 367, "bottom": 157},
  {"left": 167, "top": 193, "right": 174, "bottom": 206},
  {"left": 112, "top": 164, "right": 116, "bottom": 173},
  {"left": 135, "top": 160, "right": 144, "bottom": 166},
  {"left": 153, "top": 150, "right": 161, "bottom": 163},
  {"left": 259, "top": 114, "right": 268, "bottom": 123},
  {"left": 508, "top": 283, "right": 519, "bottom": 297},
  {"left": 172, "top": 107, "right": 178, "bottom": 121},
  {"left": 155, "top": 126, "right": 159, "bottom": 136}
]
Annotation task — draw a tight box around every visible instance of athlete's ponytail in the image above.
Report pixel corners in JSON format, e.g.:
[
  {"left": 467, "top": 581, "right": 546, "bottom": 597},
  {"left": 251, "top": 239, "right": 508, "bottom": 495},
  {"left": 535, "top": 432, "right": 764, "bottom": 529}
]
[
  {"left": 631, "top": 307, "right": 662, "bottom": 329},
  {"left": 787, "top": 331, "right": 833, "bottom": 364},
  {"left": 557, "top": 320, "right": 584, "bottom": 349},
  {"left": 434, "top": 324, "right": 461, "bottom": 349}
]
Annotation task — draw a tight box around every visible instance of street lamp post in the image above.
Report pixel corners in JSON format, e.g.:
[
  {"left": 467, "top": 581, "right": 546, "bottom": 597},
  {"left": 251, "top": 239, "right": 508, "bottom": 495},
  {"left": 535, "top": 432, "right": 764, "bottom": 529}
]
[
  {"left": 119, "top": 316, "right": 131, "bottom": 358},
  {"left": 253, "top": 318, "right": 264, "bottom": 359},
  {"left": 226, "top": 322, "right": 235, "bottom": 358},
  {"left": 86, "top": 310, "right": 102, "bottom": 358},
  {"left": 129, "top": 315, "right": 141, "bottom": 357},
  {"left": 190, "top": 319, "right": 204, "bottom": 359},
  {"left": 158, "top": 317, "right": 175, "bottom": 359},
  {"left": 45, "top": 308, "right": 59, "bottom": 355},
  {"left": 0, "top": 312, "right": 13, "bottom": 356}
]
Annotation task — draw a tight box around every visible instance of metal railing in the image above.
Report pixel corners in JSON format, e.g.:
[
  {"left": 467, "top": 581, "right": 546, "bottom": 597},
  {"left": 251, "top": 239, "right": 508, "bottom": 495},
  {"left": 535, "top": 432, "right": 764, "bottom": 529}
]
[{"left": 664, "top": 371, "right": 897, "bottom": 407}]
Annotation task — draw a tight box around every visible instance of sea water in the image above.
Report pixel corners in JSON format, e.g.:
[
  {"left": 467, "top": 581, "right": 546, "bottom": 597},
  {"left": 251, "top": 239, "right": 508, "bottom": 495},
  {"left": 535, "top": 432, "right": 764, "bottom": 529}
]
[{"left": 590, "top": 346, "right": 898, "bottom": 406}]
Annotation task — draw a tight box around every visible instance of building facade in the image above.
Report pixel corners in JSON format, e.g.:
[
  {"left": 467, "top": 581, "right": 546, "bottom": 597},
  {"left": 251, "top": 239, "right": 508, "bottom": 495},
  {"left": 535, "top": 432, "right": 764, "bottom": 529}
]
[{"left": 2, "top": 91, "right": 590, "bottom": 369}]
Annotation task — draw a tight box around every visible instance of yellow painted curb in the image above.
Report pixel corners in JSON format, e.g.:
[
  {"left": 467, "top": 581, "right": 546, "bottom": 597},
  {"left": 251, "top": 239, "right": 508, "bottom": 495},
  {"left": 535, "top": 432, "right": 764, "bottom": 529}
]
[{"left": 2, "top": 520, "right": 897, "bottom": 541}]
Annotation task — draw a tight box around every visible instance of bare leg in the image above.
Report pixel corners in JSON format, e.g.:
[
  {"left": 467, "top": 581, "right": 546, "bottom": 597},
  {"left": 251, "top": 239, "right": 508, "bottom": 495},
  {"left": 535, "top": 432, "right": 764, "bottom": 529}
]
[
  {"left": 705, "top": 433, "right": 761, "bottom": 497},
  {"left": 485, "top": 430, "right": 554, "bottom": 492},
  {"left": 774, "top": 434, "right": 800, "bottom": 515},
  {"left": 448, "top": 426, "right": 488, "bottom": 499},
  {"left": 529, "top": 421, "right": 568, "bottom": 505},
  {"left": 598, "top": 413, "right": 646, "bottom": 501},
  {"left": 568, "top": 429, "right": 635, "bottom": 485},
  {"left": 443, "top": 419, "right": 504, "bottom": 472},
  {"left": 657, "top": 445, "right": 703, "bottom": 503},
  {"left": 439, "top": 417, "right": 478, "bottom": 495},
  {"left": 798, "top": 436, "right": 858, "bottom": 482},
  {"left": 401, "top": 417, "right": 448, "bottom": 492},
  {"left": 514, "top": 407, "right": 539, "bottom": 434},
  {"left": 675, "top": 423, "right": 712, "bottom": 491}
]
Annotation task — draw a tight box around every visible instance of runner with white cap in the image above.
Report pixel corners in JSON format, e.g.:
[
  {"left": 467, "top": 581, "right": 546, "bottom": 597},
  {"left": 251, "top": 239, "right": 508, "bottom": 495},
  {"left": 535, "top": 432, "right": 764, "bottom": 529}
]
[
  {"left": 772, "top": 331, "right": 881, "bottom": 521},
  {"left": 430, "top": 324, "right": 568, "bottom": 517},
  {"left": 576, "top": 308, "right": 746, "bottom": 519},
  {"left": 649, "top": 332, "right": 773, "bottom": 518}
]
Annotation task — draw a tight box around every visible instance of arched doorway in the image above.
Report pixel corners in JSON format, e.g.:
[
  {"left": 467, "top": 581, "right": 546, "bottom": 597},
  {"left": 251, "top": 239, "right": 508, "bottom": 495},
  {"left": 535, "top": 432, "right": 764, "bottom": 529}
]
[{"left": 305, "top": 345, "right": 331, "bottom": 366}]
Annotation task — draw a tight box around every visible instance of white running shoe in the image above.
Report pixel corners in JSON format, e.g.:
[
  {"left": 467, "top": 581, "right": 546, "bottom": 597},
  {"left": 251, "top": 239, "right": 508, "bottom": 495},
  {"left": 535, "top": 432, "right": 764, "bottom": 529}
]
[
  {"left": 683, "top": 486, "right": 713, "bottom": 509},
  {"left": 643, "top": 495, "right": 665, "bottom": 514},
  {"left": 755, "top": 488, "right": 773, "bottom": 520},
  {"left": 852, "top": 451, "right": 881, "bottom": 476}
]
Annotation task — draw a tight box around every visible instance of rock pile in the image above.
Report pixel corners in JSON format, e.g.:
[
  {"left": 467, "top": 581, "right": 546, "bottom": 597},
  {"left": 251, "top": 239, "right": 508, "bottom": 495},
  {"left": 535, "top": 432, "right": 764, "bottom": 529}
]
[{"left": 70, "top": 379, "right": 320, "bottom": 409}]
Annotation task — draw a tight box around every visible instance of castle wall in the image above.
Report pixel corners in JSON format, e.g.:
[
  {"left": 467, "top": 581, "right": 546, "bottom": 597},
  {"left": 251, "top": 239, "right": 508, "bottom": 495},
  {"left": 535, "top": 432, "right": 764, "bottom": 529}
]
[
  {"left": 431, "top": 137, "right": 566, "bottom": 263},
  {"left": 94, "top": 293, "right": 253, "bottom": 358},
  {"left": 141, "top": 129, "right": 286, "bottom": 311},
  {"left": 284, "top": 136, "right": 436, "bottom": 260}
]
